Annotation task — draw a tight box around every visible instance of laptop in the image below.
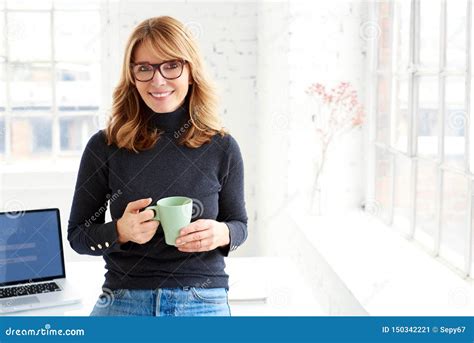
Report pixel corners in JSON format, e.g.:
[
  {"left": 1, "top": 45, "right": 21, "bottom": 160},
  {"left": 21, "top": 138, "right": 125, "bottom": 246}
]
[{"left": 0, "top": 208, "right": 80, "bottom": 314}]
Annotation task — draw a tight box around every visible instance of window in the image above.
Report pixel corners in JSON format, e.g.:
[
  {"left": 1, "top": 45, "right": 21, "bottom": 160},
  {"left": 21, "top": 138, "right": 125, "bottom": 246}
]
[
  {"left": 368, "top": 0, "right": 473, "bottom": 276},
  {"left": 0, "top": 0, "right": 102, "bottom": 161}
]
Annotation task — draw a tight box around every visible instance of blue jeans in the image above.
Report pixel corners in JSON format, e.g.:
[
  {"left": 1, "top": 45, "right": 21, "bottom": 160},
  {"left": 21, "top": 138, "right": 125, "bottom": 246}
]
[{"left": 89, "top": 287, "right": 231, "bottom": 316}]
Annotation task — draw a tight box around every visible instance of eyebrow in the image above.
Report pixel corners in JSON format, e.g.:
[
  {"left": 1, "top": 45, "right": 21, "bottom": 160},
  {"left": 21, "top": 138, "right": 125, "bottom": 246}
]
[{"left": 133, "top": 59, "right": 182, "bottom": 64}]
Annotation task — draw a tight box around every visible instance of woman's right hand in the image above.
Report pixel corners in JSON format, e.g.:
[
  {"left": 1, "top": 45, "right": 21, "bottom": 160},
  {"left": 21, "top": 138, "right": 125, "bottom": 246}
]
[{"left": 116, "top": 198, "right": 160, "bottom": 244}]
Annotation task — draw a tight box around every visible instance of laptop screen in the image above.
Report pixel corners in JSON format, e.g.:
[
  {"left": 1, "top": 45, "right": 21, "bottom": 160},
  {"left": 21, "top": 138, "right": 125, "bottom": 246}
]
[{"left": 0, "top": 208, "right": 65, "bottom": 286}]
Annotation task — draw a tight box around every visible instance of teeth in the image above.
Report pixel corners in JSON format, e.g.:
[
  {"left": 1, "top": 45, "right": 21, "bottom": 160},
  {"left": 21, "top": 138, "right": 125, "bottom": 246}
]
[{"left": 151, "top": 91, "right": 173, "bottom": 98}]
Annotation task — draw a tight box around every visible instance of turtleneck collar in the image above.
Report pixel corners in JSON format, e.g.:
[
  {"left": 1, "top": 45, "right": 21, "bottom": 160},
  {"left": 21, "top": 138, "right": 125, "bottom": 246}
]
[{"left": 146, "top": 100, "right": 190, "bottom": 134}]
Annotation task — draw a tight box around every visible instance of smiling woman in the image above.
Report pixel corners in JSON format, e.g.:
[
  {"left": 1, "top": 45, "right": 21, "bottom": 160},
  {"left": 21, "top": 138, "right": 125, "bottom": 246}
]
[
  {"left": 106, "top": 16, "right": 223, "bottom": 152},
  {"left": 67, "top": 16, "right": 248, "bottom": 317}
]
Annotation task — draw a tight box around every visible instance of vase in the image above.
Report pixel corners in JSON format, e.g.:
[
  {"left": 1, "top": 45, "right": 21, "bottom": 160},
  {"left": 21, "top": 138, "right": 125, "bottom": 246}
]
[{"left": 309, "top": 179, "right": 327, "bottom": 216}]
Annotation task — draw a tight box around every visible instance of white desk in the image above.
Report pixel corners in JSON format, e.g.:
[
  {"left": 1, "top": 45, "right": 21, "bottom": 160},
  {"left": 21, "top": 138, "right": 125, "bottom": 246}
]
[{"left": 5, "top": 257, "right": 324, "bottom": 316}]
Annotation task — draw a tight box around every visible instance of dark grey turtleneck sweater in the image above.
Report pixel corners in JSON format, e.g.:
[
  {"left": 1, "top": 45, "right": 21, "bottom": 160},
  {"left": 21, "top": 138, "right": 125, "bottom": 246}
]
[{"left": 67, "top": 103, "right": 247, "bottom": 290}]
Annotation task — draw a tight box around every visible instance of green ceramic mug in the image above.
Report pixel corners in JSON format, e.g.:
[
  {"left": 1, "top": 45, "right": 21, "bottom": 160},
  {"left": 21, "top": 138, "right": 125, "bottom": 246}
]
[{"left": 145, "top": 196, "right": 193, "bottom": 246}]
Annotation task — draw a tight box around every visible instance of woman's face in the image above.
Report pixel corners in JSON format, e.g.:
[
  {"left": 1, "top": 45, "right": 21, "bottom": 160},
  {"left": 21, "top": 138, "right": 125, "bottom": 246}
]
[{"left": 133, "top": 43, "right": 192, "bottom": 113}]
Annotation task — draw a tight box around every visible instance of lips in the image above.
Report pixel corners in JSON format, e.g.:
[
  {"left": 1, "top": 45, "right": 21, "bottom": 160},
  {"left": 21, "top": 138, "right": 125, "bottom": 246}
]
[{"left": 149, "top": 90, "right": 174, "bottom": 98}]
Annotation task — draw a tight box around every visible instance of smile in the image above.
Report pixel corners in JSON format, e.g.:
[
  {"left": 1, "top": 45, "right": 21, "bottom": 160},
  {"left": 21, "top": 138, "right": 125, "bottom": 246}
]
[{"left": 150, "top": 91, "right": 174, "bottom": 98}]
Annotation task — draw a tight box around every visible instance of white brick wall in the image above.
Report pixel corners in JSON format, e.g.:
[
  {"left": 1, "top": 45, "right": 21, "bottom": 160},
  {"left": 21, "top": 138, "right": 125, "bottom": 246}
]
[{"left": 255, "top": 1, "right": 291, "bottom": 256}]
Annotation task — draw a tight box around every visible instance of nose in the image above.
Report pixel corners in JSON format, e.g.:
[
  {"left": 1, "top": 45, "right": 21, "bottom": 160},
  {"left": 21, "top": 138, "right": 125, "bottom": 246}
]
[{"left": 150, "top": 68, "right": 166, "bottom": 86}]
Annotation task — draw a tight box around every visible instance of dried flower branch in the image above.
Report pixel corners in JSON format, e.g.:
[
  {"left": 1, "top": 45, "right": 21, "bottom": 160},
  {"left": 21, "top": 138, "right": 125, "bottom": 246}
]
[{"left": 306, "top": 81, "right": 365, "bottom": 214}]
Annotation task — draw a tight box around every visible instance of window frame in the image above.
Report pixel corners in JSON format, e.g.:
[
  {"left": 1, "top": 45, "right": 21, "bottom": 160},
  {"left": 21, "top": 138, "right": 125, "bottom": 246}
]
[
  {"left": 0, "top": 3, "right": 103, "bottom": 161},
  {"left": 367, "top": 0, "right": 473, "bottom": 277}
]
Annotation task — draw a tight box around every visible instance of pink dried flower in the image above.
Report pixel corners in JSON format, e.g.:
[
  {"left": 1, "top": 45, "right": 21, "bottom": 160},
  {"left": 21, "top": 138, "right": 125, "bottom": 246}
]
[{"left": 306, "top": 81, "right": 366, "bottom": 213}]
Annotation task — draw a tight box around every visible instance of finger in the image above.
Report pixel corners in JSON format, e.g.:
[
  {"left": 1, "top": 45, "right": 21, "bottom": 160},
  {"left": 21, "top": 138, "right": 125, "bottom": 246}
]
[
  {"left": 138, "top": 220, "right": 160, "bottom": 232},
  {"left": 178, "top": 237, "right": 213, "bottom": 252},
  {"left": 176, "top": 229, "right": 211, "bottom": 246},
  {"left": 126, "top": 198, "right": 153, "bottom": 213},
  {"left": 178, "top": 219, "right": 210, "bottom": 237},
  {"left": 137, "top": 209, "right": 156, "bottom": 223}
]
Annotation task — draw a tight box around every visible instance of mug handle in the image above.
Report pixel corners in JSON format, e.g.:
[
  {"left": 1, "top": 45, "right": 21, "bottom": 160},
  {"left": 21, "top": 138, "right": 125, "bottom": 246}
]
[{"left": 145, "top": 206, "right": 160, "bottom": 221}]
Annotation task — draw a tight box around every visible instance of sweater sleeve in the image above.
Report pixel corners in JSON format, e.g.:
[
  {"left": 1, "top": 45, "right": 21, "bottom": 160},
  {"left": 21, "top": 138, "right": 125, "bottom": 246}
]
[
  {"left": 217, "top": 135, "right": 248, "bottom": 256},
  {"left": 67, "top": 130, "right": 119, "bottom": 256}
]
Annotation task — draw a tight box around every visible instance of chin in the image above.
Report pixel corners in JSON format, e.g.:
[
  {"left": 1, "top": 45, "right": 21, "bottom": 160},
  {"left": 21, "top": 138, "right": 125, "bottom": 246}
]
[{"left": 146, "top": 103, "right": 174, "bottom": 113}]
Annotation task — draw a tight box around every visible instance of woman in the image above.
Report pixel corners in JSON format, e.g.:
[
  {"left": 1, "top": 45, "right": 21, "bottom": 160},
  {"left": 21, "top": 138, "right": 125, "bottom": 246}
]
[{"left": 67, "top": 16, "right": 247, "bottom": 316}]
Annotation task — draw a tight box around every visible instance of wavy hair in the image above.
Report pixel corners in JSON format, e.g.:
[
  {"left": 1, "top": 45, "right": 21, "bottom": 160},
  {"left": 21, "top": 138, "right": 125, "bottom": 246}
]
[{"left": 105, "top": 16, "right": 225, "bottom": 152}]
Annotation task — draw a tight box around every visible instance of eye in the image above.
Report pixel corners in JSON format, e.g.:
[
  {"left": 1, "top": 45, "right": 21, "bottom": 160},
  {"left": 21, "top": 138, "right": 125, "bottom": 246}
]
[
  {"left": 163, "top": 62, "right": 180, "bottom": 70},
  {"left": 136, "top": 64, "right": 152, "bottom": 72}
]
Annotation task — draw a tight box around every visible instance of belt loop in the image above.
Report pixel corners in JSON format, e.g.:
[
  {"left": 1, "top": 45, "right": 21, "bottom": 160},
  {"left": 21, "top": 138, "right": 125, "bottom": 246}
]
[
  {"left": 155, "top": 288, "right": 161, "bottom": 317},
  {"left": 183, "top": 286, "right": 190, "bottom": 291}
]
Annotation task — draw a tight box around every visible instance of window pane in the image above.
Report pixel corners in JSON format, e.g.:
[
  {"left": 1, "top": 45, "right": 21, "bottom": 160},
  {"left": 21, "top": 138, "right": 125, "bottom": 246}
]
[
  {"left": 393, "top": 154, "right": 411, "bottom": 235},
  {"left": 471, "top": 179, "right": 474, "bottom": 276},
  {"left": 374, "top": 147, "right": 393, "bottom": 224},
  {"left": 0, "top": 116, "right": 4, "bottom": 155},
  {"left": 10, "top": 117, "right": 52, "bottom": 158},
  {"left": 440, "top": 171, "right": 468, "bottom": 268},
  {"left": 471, "top": 5, "right": 474, "bottom": 74},
  {"left": 414, "top": 159, "right": 438, "bottom": 249},
  {"left": 59, "top": 116, "right": 95, "bottom": 151},
  {"left": 0, "top": 63, "right": 5, "bottom": 112},
  {"left": 53, "top": 0, "right": 100, "bottom": 10},
  {"left": 7, "top": 12, "right": 51, "bottom": 62},
  {"left": 375, "top": 75, "right": 409, "bottom": 151},
  {"left": 419, "top": 0, "right": 441, "bottom": 70},
  {"left": 9, "top": 63, "right": 52, "bottom": 111},
  {"left": 6, "top": 0, "right": 51, "bottom": 10},
  {"left": 377, "top": 2, "right": 393, "bottom": 72},
  {"left": 54, "top": 11, "right": 100, "bottom": 61},
  {"left": 392, "top": 76, "right": 409, "bottom": 152},
  {"left": 446, "top": 0, "right": 468, "bottom": 70},
  {"left": 417, "top": 76, "right": 439, "bottom": 158},
  {"left": 394, "top": 0, "right": 411, "bottom": 72},
  {"left": 444, "top": 76, "right": 466, "bottom": 170},
  {"left": 470, "top": 77, "right": 474, "bottom": 173},
  {"left": 376, "top": 75, "right": 391, "bottom": 145},
  {"left": 0, "top": 11, "right": 5, "bottom": 61},
  {"left": 56, "top": 63, "right": 100, "bottom": 110}
]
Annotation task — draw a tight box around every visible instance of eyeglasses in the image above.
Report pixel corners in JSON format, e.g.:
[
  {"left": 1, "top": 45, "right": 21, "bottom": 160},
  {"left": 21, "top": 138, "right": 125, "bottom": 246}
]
[{"left": 131, "top": 59, "right": 187, "bottom": 82}]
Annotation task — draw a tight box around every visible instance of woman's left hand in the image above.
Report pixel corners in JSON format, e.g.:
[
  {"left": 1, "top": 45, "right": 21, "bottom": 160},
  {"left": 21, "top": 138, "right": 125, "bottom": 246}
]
[{"left": 176, "top": 219, "right": 230, "bottom": 252}]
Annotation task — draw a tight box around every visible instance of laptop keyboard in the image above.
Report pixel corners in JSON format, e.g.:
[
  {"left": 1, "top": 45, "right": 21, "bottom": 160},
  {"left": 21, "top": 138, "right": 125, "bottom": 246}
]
[{"left": 0, "top": 282, "right": 61, "bottom": 298}]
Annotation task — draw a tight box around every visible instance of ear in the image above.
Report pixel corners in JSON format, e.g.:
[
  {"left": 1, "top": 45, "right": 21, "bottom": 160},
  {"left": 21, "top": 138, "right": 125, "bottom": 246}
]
[{"left": 186, "top": 64, "right": 193, "bottom": 85}]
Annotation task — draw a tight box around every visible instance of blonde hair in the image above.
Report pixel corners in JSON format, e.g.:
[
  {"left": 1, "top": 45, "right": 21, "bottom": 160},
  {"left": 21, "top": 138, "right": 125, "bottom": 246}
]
[{"left": 105, "top": 16, "right": 225, "bottom": 152}]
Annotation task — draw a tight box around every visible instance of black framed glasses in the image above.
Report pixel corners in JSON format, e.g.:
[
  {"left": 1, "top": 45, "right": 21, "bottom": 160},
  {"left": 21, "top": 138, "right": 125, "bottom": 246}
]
[{"left": 131, "top": 59, "right": 187, "bottom": 82}]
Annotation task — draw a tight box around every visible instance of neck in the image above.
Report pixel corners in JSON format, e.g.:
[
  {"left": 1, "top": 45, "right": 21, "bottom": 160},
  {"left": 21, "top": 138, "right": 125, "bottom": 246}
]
[{"left": 146, "top": 103, "right": 189, "bottom": 134}]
